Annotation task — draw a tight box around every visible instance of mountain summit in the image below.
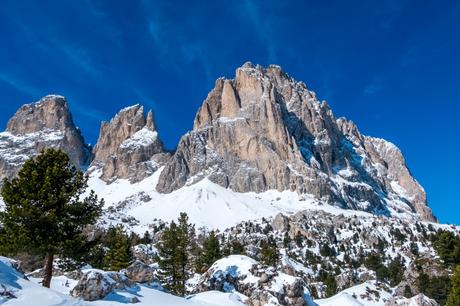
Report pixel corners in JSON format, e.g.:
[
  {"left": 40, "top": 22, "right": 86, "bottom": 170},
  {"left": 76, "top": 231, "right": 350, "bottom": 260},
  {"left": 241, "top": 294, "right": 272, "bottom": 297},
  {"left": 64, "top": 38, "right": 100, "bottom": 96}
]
[
  {"left": 91, "top": 104, "right": 168, "bottom": 183},
  {"left": 157, "top": 62, "right": 435, "bottom": 221},
  {"left": 0, "top": 95, "right": 90, "bottom": 182},
  {"left": 0, "top": 64, "right": 435, "bottom": 222}
]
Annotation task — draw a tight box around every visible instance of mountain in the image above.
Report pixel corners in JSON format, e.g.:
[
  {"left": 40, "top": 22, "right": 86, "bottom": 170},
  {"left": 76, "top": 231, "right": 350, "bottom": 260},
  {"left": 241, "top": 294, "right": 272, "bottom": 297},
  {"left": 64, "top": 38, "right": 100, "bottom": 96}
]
[
  {"left": 0, "top": 95, "right": 90, "bottom": 183},
  {"left": 0, "top": 63, "right": 434, "bottom": 225},
  {"left": 91, "top": 104, "right": 168, "bottom": 183},
  {"left": 156, "top": 62, "right": 434, "bottom": 221},
  {"left": 0, "top": 64, "right": 455, "bottom": 306}
]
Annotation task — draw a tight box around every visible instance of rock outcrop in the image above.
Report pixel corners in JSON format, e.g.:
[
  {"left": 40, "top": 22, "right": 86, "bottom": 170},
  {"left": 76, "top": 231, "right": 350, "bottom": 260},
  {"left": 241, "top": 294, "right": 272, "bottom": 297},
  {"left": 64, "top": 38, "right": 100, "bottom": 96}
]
[
  {"left": 0, "top": 95, "right": 90, "bottom": 182},
  {"left": 191, "top": 255, "right": 311, "bottom": 306},
  {"left": 122, "top": 260, "right": 156, "bottom": 283},
  {"left": 385, "top": 294, "right": 439, "bottom": 306},
  {"left": 157, "top": 62, "right": 435, "bottom": 221},
  {"left": 91, "top": 104, "right": 168, "bottom": 182},
  {"left": 70, "top": 270, "right": 134, "bottom": 301}
]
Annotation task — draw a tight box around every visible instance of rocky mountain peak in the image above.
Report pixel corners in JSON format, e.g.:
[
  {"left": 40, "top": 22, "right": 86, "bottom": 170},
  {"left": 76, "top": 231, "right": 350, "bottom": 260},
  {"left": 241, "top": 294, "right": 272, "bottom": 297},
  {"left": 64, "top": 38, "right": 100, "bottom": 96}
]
[
  {"left": 91, "top": 104, "right": 168, "bottom": 183},
  {"left": 0, "top": 95, "right": 90, "bottom": 182},
  {"left": 157, "top": 63, "right": 435, "bottom": 221},
  {"left": 7, "top": 95, "right": 73, "bottom": 135}
]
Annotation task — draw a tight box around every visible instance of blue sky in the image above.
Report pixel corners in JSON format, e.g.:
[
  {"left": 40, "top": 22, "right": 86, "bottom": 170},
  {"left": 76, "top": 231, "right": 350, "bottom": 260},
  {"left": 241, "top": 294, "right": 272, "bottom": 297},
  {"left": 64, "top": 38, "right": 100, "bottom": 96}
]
[{"left": 0, "top": 0, "right": 459, "bottom": 224}]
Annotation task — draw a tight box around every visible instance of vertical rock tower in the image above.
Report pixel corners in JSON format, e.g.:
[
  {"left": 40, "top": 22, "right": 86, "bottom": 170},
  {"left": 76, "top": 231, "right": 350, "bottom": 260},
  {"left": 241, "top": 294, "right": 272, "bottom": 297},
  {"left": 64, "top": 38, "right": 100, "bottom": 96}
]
[
  {"left": 91, "top": 105, "right": 167, "bottom": 182},
  {"left": 157, "top": 63, "right": 435, "bottom": 221},
  {"left": 0, "top": 95, "right": 90, "bottom": 182}
]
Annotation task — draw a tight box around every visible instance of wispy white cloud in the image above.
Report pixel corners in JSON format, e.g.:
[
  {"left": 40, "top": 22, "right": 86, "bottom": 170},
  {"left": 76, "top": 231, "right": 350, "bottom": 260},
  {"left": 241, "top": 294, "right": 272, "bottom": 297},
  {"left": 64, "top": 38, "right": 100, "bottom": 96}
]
[
  {"left": 55, "top": 42, "right": 102, "bottom": 78},
  {"left": 363, "top": 77, "right": 384, "bottom": 96},
  {"left": 0, "top": 72, "right": 41, "bottom": 98},
  {"left": 14, "top": 14, "right": 102, "bottom": 79}
]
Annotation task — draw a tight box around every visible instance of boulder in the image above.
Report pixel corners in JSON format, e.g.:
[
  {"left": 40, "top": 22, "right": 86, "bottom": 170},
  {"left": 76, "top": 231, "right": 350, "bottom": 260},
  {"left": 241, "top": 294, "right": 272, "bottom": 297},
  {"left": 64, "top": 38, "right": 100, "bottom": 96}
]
[
  {"left": 70, "top": 270, "right": 134, "bottom": 301},
  {"left": 123, "top": 260, "right": 156, "bottom": 283}
]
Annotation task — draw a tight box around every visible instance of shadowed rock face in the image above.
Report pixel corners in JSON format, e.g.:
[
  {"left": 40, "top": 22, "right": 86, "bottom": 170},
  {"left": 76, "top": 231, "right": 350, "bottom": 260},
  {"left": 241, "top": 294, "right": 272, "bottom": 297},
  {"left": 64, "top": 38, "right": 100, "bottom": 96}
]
[
  {"left": 0, "top": 95, "right": 90, "bottom": 182},
  {"left": 157, "top": 62, "right": 435, "bottom": 221},
  {"left": 91, "top": 105, "right": 168, "bottom": 182}
]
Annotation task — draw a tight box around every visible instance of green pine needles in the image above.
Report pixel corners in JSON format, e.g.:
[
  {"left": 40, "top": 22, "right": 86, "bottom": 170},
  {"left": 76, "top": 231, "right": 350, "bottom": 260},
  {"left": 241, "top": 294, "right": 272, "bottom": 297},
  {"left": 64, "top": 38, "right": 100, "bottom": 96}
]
[{"left": 0, "top": 149, "right": 103, "bottom": 288}]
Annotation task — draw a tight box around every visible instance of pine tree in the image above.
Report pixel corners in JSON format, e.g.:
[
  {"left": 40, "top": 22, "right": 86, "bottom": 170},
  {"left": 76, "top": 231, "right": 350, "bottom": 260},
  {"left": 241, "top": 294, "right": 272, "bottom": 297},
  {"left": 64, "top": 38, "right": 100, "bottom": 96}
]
[
  {"left": 140, "top": 230, "right": 153, "bottom": 244},
  {"left": 176, "top": 212, "right": 195, "bottom": 296},
  {"left": 156, "top": 213, "right": 195, "bottom": 296},
  {"left": 0, "top": 149, "right": 103, "bottom": 288},
  {"left": 104, "top": 225, "right": 133, "bottom": 271},
  {"left": 201, "top": 230, "right": 220, "bottom": 270},
  {"left": 447, "top": 265, "right": 460, "bottom": 306},
  {"left": 157, "top": 221, "right": 180, "bottom": 294},
  {"left": 260, "top": 236, "right": 279, "bottom": 266}
]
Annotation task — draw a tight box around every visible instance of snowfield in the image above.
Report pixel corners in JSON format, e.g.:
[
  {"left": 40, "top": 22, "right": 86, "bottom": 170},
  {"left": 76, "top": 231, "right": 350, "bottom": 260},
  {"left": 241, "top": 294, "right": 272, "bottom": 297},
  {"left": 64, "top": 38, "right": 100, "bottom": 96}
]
[
  {"left": 88, "top": 167, "right": 424, "bottom": 233},
  {"left": 0, "top": 256, "right": 245, "bottom": 306}
]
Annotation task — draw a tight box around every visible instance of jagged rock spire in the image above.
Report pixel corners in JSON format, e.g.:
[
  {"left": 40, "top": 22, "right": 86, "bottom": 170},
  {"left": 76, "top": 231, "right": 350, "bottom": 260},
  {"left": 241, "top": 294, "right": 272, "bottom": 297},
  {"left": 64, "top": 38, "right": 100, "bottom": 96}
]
[
  {"left": 157, "top": 63, "right": 435, "bottom": 221},
  {"left": 0, "top": 95, "right": 91, "bottom": 182},
  {"left": 91, "top": 104, "right": 168, "bottom": 182}
]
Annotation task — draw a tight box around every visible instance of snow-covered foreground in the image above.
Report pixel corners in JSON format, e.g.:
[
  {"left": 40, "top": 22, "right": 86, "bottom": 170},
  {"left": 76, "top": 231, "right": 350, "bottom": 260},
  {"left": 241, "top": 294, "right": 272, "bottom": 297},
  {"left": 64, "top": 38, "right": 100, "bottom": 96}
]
[
  {"left": 316, "top": 281, "right": 392, "bottom": 306},
  {"left": 0, "top": 256, "right": 85, "bottom": 306},
  {"left": 1, "top": 256, "right": 245, "bottom": 306},
  {"left": 89, "top": 167, "right": 414, "bottom": 233}
]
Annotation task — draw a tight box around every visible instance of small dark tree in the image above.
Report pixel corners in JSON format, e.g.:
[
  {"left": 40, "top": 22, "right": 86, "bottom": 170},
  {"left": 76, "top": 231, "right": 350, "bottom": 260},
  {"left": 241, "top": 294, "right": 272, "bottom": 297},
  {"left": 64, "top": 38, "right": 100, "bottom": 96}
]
[
  {"left": 403, "top": 285, "right": 413, "bottom": 298},
  {"left": 433, "top": 231, "right": 460, "bottom": 266},
  {"left": 104, "top": 225, "right": 133, "bottom": 271},
  {"left": 0, "top": 149, "right": 103, "bottom": 288},
  {"left": 387, "top": 255, "right": 404, "bottom": 286},
  {"left": 201, "top": 230, "right": 220, "bottom": 270},
  {"left": 230, "top": 240, "right": 245, "bottom": 255},
  {"left": 260, "top": 237, "right": 279, "bottom": 266},
  {"left": 140, "top": 230, "right": 153, "bottom": 244},
  {"left": 447, "top": 265, "right": 460, "bottom": 306}
]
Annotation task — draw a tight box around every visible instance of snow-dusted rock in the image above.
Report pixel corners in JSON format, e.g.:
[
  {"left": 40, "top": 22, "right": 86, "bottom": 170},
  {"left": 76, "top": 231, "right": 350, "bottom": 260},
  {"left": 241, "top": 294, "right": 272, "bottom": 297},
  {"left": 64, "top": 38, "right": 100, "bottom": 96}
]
[
  {"left": 123, "top": 260, "right": 156, "bottom": 283},
  {"left": 385, "top": 293, "right": 439, "bottom": 306},
  {"left": 91, "top": 104, "right": 168, "bottom": 182},
  {"left": 70, "top": 270, "right": 133, "bottom": 301},
  {"left": 0, "top": 256, "right": 86, "bottom": 305},
  {"left": 192, "top": 255, "right": 313, "bottom": 306},
  {"left": 0, "top": 95, "right": 90, "bottom": 183},
  {"left": 157, "top": 62, "right": 435, "bottom": 221}
]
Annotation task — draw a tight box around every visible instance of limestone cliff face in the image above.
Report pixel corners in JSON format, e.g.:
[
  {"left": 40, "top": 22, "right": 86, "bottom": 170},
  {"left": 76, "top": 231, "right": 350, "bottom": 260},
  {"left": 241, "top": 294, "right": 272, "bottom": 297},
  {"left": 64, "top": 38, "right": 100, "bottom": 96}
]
[
  {"left": 91, "top": 105, "right": 167, "bottom": 182},
  {"left": 0, "top": 95, "right": 90, "bottom": 182},
  {"left": 157, "top": 63, "right": 435, "bottom": 221}
]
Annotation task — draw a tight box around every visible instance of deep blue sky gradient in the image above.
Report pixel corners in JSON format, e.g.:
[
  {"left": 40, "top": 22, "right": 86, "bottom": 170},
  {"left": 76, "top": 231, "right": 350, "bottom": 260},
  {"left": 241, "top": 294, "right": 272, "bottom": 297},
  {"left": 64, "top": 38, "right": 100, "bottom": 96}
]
[{"left": 0, "top": 0, "right": 459, "bottom": 223}]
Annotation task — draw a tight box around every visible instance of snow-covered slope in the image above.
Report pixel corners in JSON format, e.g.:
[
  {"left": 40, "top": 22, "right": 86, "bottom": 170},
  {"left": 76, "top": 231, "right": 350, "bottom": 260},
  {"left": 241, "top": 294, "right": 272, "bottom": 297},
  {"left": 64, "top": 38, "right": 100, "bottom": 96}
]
[
  {"left": 0, "top": 256, "right": 245, "bottom": 306},
  {"left": 0, "top": 256, "right": 85, "bottom": 306},
  {"left": 89, "top": 166, "right": 427, "bottom": 233},
  {"left": 316, "top": 281, "right": 393, "bottom": 306}
]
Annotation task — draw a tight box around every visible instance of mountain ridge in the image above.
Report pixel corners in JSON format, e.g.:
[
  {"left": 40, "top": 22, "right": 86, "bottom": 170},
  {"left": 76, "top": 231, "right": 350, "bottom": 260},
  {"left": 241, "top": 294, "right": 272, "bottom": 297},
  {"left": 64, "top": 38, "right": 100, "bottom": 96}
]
[{"left": 0, "top": 63, "right": 435, "bottom": 222}]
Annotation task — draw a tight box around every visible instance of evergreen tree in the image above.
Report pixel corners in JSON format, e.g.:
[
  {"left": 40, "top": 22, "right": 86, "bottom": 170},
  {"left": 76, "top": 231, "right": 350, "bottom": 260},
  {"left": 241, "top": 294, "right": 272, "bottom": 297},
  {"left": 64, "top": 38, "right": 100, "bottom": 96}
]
[
  {"left": 0, "top": 149, "right": 103, "bottom": 288},
  {"left": 387, "top": 255, "right": 404, "bottom": 286},
  {"left": 447, "top": 265, "right": 460, "bottom": 306},
  {"left": 433, "top": 231, "right": 460, "bottom": 266},
  {"left": 260, "top": 237, "right": 279, "bottom": 266},
  {"left": 157, "top": 221, "right": 180, "bottom": 294},
  {"left": 200, "top": 230, "right": 220, "bottom": 270},
  {"left": 176, "top": 213, "right": 195, "bottom": 296},
  {"left": 140, "top": 230, "right": 153, "bottom": 244},
  {"left": 156, "top": 213, "right": 195, "bottom": 296},
  {"left": 319, "top": 269, "right": 337, "bottom": 297},
  {"left": 104, "top": 225, "right": 133, "bottom": 271},
  {"left": 403, "top": 285, "right": 413, "bottom": 298},
  {"left": 229, "top": 240, "right": 245, "bottom": 255},
  {"left": 129, "top": 231, "right": 141, "bottom": 246}
]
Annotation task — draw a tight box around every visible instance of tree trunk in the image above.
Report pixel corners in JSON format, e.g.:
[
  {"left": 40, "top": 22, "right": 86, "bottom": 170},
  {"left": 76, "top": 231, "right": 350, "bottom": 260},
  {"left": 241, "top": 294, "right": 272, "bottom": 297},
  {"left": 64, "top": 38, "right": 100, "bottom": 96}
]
[{"left": 42, "top": 253, "right": 54, "bottom": 288}]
